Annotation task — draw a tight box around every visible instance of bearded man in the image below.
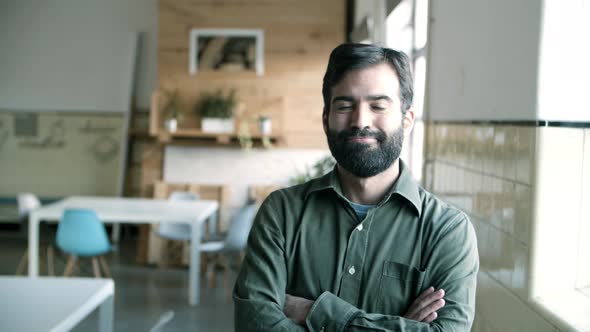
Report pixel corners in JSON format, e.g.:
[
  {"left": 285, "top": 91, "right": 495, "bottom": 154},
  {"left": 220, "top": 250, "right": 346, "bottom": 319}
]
[{"left": 233, "top": 43, "right": 479, "bottom": 332}]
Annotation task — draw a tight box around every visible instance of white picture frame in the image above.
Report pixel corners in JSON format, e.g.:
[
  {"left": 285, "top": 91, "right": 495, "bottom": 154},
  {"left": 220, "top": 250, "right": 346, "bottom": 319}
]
[{"left": 189, "top": 28, "right": 265, "bottom": 76}]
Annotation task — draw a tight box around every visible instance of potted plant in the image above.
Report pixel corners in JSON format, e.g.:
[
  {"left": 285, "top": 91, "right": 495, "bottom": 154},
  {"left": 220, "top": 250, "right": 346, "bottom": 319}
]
[
  {"left": 162, "top": 90, "right": 181, "bottom": 132},
  {"left": 195, "top": 89, "right": 237, "bottom": 133},
  {"left": 258, "top": 115, "right": 272, "bottom": 135},
  {"left": 237, "top": 116, "right": 274, "bottom": 150}
]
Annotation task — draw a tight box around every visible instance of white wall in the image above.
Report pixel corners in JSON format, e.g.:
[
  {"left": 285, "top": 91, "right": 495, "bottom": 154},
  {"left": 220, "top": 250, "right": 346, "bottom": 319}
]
[
  {"left": 0, "top": 0, "right": 157, "bottom": 112},
  {"left": 164, "top": 146, "right": 330, "bottom": 208},
  {"left": 537, "top": 0, "right": 590, "bottom": 122},
  {"left": 427, "top": 0, "right": 542, "bottom": 121}
]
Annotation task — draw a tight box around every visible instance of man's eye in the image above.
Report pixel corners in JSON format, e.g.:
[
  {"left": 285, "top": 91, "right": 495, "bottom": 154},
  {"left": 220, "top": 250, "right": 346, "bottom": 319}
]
[
  {"left": 371, "top": 105, "right": 387, "bottom": 111},
  {"left": 336, "top": 105, "right": 353, "bottom": 111}
]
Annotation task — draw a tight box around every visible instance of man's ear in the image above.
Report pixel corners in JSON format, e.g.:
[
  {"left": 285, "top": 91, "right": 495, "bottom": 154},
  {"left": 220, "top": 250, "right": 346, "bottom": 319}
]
[
  {"left": 402, "top": 108, "right": 415, "bottom": 136},
  {"left": 322, "top": 107, "right": 329, "bottom": 134}
]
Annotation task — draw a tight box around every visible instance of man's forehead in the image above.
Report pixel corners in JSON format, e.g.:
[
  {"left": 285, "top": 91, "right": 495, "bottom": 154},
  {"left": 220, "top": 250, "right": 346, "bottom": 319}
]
[
  {"left": 330, "top": 63, "right": 400, "bottom": 99},
  {"left": 332, "top": 95, "right": 394, "bottom": 103}
]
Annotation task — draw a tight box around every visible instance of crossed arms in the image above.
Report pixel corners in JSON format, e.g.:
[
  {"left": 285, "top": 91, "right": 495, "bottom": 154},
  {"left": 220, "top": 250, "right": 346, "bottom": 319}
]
[{"left": 233, "top": 198, "right": 479, "bottom": 331}]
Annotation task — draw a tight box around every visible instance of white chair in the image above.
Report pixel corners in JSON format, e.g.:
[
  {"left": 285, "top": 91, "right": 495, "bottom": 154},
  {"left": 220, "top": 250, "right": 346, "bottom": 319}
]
[
  {"left": 15, "top": 193, "right": 50, "bottom": 274},
  {"left": 17, "top": 193, "right": 41, "bottom": 217},
  {"left": 200, "top": 203, "right": 258, "bottom": 298},
  {"left": 155, "top": 191, "right": 200, "bottom": 266}
]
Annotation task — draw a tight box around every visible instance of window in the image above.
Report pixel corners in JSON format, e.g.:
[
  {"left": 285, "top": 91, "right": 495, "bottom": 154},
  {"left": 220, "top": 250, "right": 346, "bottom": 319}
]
[{"left": 385, "top": 0, "right": 429, "bottom": 182}]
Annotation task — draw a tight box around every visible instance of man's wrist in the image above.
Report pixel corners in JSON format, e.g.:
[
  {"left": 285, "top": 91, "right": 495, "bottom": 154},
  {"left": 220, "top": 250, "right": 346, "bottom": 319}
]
[{"left": 305, "top": 291, "right": 360, "bottom": 332}]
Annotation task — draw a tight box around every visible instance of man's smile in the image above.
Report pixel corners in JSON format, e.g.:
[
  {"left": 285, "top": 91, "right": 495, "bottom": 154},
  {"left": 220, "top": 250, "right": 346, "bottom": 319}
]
[{"left": 348, "top": 136, "right": 378, "bottom": 143}]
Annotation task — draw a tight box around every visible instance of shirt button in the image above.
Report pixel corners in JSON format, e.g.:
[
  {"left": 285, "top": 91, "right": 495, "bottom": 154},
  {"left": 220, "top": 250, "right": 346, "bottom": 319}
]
[
  {"left": 356, "top": 224, "right": 363, "bottom": 231},
  {"left": 349, "top": 266, "right": 356, "bottom": 275}
]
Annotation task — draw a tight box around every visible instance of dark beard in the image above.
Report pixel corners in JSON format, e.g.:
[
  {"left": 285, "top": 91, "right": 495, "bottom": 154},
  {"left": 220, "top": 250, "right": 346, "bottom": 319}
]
[{"left": 326, "top": 125, "right": 404, "bottom": 178}]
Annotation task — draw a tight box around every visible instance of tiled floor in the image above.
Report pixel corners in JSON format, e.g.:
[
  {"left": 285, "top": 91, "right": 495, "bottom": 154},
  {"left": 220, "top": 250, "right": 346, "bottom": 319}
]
[{"left": 0, "top": 225, "right": 235, "bottom": 332}]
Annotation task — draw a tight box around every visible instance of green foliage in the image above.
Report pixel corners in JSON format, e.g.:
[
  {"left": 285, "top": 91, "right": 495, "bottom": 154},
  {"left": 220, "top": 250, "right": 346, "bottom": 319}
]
[
  {"left": 162, "top": 89, "right": 181, "bottom": 120},
  {"left": 290, "top": 155, "right": 336, "bottom": 185},
  {"left": 238, "top": 120, "right": 253, "bottom": 150},
  {"left": 237, "top": 116, "right": 273, "bottom": 150},
  {"left": 195, "top": 89, "right": 236, "bottom": 119}
]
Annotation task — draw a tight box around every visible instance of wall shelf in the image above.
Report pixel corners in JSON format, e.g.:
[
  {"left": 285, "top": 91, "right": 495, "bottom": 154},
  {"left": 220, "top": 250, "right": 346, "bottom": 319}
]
[{"left": 156, "top": 129, "right": 281, "bottom": 147}]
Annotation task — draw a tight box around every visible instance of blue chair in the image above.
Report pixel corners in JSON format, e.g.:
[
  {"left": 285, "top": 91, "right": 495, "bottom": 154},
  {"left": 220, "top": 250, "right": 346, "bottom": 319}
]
[{"left": 56, "top": 209, "right": 112, "bottom": 278}]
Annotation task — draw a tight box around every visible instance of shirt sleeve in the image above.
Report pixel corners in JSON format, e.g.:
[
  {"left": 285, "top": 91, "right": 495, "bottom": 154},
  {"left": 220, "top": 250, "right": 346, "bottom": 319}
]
[
  {"left": 233, "top": 194, "right": 307, "bottom": 332},
  {"left": 306, "top": 211, "right": 479, "bottom": 332}
]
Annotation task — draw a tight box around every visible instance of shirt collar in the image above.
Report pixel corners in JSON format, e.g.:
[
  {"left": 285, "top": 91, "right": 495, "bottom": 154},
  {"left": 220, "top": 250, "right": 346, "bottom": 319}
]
[{"left": 304, "top": 159, "right": 422, "bottom": 217}]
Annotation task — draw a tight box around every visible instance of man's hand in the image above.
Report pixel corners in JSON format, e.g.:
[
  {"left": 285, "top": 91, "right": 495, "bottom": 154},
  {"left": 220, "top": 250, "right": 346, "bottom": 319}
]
[
  {"left": 283, "top": 294, "right": 314, "bottom": 325},
  {"left": 404, "top": 287, "right": 446, "bottom": 323}
]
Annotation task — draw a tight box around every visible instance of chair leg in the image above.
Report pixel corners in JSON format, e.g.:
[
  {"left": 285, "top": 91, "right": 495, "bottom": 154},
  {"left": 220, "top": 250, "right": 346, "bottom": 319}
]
[
  {"left": 219, "top": 254, "right": 232, "bottom": 302},
  {"left": 219, "top": 254, "right": 229, "bottom": 289},
  {"left": 47, "top": 246, "right": 55, "bottom": 276},
  {"left": 206, "top": 254, "right": 217, "bottom": 289},
  {"left": 200, "top": 253, "right": 209, "bottom": 276},
  {"left": 15, "top": 249, "right": 28, "bottom": 275},
  {"left": 157, "top": 240, "right": 170, "bottom": 269},
  {"left": 91, "top": 258, "right": 101, "bottom": 278},
  {"left": 235, "top": 251, "right": 245, "bottom": 270},
  {"left": 98, "top": 256, "right": 111, "bottom": 278},
  {"left": 63, "top": 255, "right": 78, "bottom": 277}
]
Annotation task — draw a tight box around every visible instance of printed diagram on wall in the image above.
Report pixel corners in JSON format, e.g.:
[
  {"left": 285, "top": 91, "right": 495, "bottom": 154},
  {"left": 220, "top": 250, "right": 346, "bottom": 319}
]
[
  {"left": 79, "top": 120, "right": 117, "bottom": 134},
  {"left": 19, "top": 118, "right": 66, "bottom": 149},
  {"left": 1, "top": 112, "right": 125, "bottom": 197},
  {"left": 89, "top": 135, "right": 119, "bottom": 164},
  {"left": 14, "top": 113, "right": 38, "bottom": 137},
  {"left": 78, "top": 119, "right": 120, "bottom": 163},
  {"left": 0, "top": 119, "right": 8, "bottom": 148}
]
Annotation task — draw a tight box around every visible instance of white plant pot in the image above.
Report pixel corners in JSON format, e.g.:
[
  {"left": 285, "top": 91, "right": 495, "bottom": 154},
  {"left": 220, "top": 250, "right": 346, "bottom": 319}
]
[
  {"left": 164, "top": 118, "right": 178, "bottom": 132},
  {"left": 201, "top": 118, "right": 235, "bottom": 133},
  {"left": 258, "top": 118, "right": 272, "bottom": 135}
]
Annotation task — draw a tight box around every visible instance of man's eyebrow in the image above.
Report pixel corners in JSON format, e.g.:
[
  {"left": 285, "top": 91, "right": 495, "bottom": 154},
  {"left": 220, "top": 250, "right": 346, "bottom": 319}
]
[
  {"left": 331, "top": 95, "right": 393, "bottom": 104},
  {"left": 331, "top": 96, "right": 355, "bottom": 104},
  {"left": 366, "top": 95, "right": 393, "bottom": 102}
]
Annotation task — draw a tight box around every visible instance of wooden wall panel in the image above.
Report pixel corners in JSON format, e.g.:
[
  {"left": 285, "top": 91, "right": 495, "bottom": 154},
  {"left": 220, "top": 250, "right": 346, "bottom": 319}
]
[{"left": 157, "top": 0, "right": 345, "bottom": 148}]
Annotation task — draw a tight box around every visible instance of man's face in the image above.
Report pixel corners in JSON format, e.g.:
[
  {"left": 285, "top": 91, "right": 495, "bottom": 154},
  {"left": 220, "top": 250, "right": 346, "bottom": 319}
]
[{"left": 323, "top": 63, "right": 414, "bottom": 178}]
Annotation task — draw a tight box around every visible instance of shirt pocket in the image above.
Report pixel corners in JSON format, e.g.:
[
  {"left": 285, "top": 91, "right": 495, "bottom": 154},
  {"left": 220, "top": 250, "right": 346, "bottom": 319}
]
[{"left": 376, "top": 261, "right": 426, "bottom": 316}]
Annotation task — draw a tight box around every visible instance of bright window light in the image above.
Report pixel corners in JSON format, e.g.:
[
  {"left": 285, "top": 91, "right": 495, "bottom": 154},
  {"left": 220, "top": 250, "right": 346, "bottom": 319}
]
[
  {"left": 413, "top": 56, "right": 426, "bottom": 119},
  {"left": 414, "top": 0, "right": 429, "bottom": 49},
  {"left": 386, "top": 0, "right": 413, "bottom": 55}
]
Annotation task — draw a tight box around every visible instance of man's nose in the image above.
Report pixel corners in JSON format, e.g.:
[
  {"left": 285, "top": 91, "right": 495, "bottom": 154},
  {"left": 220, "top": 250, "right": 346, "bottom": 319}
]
[{"left": 350, "top": 104, "right": 372, "bottom": 129}]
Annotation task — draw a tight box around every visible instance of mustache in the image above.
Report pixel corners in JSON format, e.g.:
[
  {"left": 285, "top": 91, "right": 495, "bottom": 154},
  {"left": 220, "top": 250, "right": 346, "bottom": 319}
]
[{"left": 336, "top": 128, "right": 386, "bottom": 142}]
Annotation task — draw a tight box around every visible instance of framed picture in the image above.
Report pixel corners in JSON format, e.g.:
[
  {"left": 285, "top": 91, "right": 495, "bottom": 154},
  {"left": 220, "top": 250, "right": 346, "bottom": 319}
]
[{"left": 189, "top": 28, "right": 265, "bottom": 76}]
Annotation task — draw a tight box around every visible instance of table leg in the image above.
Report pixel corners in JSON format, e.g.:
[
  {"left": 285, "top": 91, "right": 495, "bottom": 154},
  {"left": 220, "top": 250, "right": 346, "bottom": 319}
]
[
  {"left": 189, "top": 217, "right": 203, "bottom": 305},
  {"left": 111, "top": 224, "right": 121, "bottom": 244},
  {"left": 28, "top": 213, "right": 39, "bottom": 276},
  {"left": 208, "top": 211, "right": 218, "bottom": 238},
  {"left": 99, "top": 294, "right": 114, "bottom": 332}
]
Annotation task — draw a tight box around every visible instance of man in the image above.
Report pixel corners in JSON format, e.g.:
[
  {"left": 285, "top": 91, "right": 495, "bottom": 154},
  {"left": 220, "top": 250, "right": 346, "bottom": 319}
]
[{"left": 234, "top": 43, "right": 479, "bottom": 331}]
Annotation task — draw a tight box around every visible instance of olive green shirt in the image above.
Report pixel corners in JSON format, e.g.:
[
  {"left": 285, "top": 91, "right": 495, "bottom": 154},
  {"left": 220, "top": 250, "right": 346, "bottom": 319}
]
[{"left": 234, "top": 161, "right": 479, "bottom": 331}]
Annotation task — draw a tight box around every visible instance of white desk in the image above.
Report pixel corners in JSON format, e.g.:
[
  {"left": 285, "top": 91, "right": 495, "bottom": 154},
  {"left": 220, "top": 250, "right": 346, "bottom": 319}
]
[
  {"left": 0, "top": 276, "right": 114, "bottom": 332},
  {"left": 28, "top": 196, "right": 219, "bottom": 305}
]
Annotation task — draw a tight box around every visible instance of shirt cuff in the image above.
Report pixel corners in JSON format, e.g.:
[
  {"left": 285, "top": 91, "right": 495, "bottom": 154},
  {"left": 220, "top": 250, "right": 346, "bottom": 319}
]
[{"left": 306, "top": 291, "right": 360, "bottom": 332}]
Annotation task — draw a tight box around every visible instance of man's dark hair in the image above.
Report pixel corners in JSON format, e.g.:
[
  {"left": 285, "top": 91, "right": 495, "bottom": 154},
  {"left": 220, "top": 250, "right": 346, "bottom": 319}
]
[{"left": 322, "top": 43, "right": 414, "bottom": 114}]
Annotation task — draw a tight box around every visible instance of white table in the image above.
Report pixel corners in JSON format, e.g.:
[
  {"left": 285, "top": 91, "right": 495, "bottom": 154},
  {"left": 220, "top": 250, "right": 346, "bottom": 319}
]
[
  {"left": 0, "top": 276, "right": 114, "bottom": 332},
  {"left": 28, "top": 196, "right": 219, "bottom": 305}
]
